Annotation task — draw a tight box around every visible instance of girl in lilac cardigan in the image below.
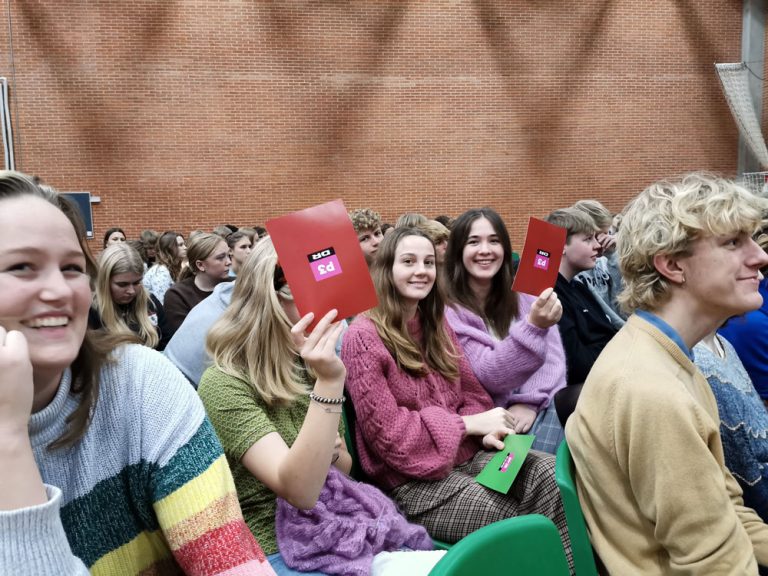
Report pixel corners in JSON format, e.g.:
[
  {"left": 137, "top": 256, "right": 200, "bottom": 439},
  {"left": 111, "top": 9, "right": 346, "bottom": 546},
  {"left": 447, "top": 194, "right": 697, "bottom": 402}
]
[
  {"left": 342, "top": 227, "right": 572, "bottom": 567},
  {"left": 443, "top": 209, "right": 567, "bottom": 454}
]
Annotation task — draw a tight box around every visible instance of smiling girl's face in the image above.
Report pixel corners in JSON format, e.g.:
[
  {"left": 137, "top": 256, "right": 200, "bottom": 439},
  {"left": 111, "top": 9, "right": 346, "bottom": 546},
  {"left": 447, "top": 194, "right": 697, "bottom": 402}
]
[
  {"left": 391, "top": 234, "right": 436, "bottom": 307},
  {"left": 0, "top": 196, "right": 91, "bottom": 387}
]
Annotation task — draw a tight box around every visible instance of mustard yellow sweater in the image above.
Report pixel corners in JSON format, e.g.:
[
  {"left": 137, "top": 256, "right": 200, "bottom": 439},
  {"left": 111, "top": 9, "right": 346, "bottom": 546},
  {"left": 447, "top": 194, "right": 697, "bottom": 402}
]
[{"left": 566, "top": 315, "right": 768, "bottom": 575}]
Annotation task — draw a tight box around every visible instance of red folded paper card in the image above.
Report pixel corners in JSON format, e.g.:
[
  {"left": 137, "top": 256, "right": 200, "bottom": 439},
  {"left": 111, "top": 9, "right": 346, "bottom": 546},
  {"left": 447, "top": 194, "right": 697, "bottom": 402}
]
[
  {"left": 511, "top": 217, "right": 567, "bottom": 297},
  {"left": 266, "top": 199, "right": 378, "bottom": 328}
]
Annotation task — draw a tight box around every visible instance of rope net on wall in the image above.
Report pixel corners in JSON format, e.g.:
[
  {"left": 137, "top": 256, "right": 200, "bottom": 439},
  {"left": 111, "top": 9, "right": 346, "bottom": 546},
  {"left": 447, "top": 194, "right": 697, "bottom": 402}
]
[
  {"left": 740, "top": 171, "right": 768, "bottom": 197},
  {"left": 715, "top": 62, "right": 768, "bottom": 169}
]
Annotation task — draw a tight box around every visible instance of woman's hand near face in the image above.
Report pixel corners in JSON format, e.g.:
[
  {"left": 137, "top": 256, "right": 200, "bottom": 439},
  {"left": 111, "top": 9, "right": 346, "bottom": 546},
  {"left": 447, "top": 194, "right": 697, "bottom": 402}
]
[
  {"left": 291, "top": 309, "right": 346, "bottom": 385},
  {"left": 0, "top": 327, "right": 47, "bottom": 510},
  {"left": 461, "top": 406, "right": 515, "bottom": 450},
  {"left": 527, "top": 288, "right": 562, "bottom": 329}
]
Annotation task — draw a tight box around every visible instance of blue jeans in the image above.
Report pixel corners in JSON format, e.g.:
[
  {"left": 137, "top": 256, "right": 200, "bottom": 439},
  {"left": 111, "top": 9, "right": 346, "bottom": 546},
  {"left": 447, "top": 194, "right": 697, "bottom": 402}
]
[{"left": 266, "top": 553, "right": 328, "bottom": 576}]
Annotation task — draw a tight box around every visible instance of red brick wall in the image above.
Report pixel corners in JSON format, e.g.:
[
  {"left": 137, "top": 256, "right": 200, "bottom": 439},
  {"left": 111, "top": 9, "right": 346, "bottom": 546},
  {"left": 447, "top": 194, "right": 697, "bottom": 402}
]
[{"left": 0, "top": 1, "right": 745, "bottom": 248}]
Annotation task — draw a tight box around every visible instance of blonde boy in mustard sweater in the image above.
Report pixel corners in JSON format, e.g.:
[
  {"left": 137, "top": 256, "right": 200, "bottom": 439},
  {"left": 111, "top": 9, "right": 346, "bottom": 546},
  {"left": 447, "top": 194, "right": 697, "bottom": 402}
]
[{"left": 566, "top": 174, "right": 768, "bottom": 575}]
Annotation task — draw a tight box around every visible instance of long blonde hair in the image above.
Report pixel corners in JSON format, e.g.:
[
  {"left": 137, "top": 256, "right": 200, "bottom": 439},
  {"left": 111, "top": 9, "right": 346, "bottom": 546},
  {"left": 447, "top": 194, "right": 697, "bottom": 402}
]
[
  {"left": 95, "top": 244, "right": 159, "bottom": 348},
  {"left": 206, "top": 238, "right": 308, "bottom": 405},
  {"left": 367, "top": 228, "right": 460, "bottom": 380}
]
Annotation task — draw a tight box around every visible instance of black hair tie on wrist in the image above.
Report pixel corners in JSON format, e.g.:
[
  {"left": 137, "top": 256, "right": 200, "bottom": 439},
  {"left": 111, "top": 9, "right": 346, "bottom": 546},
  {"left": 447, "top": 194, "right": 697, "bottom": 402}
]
[{"left": 309, "top": 391, "right": 345, "bottom": 405}]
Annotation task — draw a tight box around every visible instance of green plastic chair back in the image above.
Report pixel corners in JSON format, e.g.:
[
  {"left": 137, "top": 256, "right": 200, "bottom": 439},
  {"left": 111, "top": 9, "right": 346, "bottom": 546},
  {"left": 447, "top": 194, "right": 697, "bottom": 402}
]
[
  {"left": 431, "top": 539, "right": 452, "bottom": 551},
  {"left": 428, "top": 514, "right": 569, "bottom": 575},
  {"left": 555, "top": 441, "right": 600, "bottom": 576}
]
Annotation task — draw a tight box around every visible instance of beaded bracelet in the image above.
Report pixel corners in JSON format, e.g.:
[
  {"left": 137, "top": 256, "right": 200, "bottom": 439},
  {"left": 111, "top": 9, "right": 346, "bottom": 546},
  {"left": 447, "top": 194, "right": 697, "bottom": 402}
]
[{"left": 309, "top": 391, "right": 346, "bottom": 405}]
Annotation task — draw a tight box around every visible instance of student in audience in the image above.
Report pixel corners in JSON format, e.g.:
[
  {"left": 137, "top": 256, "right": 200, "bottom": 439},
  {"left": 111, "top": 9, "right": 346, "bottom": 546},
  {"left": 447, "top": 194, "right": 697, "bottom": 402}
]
[
  {"left": 127, "top": 239, "right": 148, "bottom": 267},
  {"left": 349, "top": 208, "right": 384, "bottom": 266},
  {"left": 720, "top": 298, "right": 768, "bottom": 406},
  {"left": 566, "top": 173, "right": 768, "bottom": 574},
  {"left": 381, "top": 223, "right": 394, "bottom": 237},
  {"left": 395, "top": 212, "right": 427, "bottom": 229},
  {"left": 0, "top": 171, "right": 274, "bottom": 575},
  {"left": 165, "top": 280, "right": 235, "bottom": 387},
  {"left": 443, "top": 208, "right": 566, "bottom": 454},
  {"left": 102, "top": 227, "right": 126, "bottom": 248},
  {"left": 694, "top": 330, "right": 768, "bottom": 522},
  {"left": 545, "top": 208, "right": 619, "bottom": 387},
  {"left": 572, "top": 199, "right": 626, "bottom": 326},
  {"left": 164, "top": 232, "right": 231, "bottom": 335},
  {"left": 139, "top": 229, "right": 158, "bottom": 267},
  {"left": 142, "top": 230, "right": 184, "bottom": 304},
  {"left": 176, "top": 232, "right": 188, "bottom": 267},
  {"left": 90, "top": 243, "right": 170, "bottom": 350},
  {"left": 240, "top": 226, "right": 258, "bottom": 244},
  {"left": 418, "top": 219, "right": 450, "bottom": 266},
  {"left": 213, "top": 224, "right": 235, "bottom": 239},
  {"left": 227, "top": 230, "right": 253, "bottom": 277},
  {"left": 199, "top": 239, "right": 441, "bottom": 576},
  {"left": 340, "top": 227, "right": 572, "bottom": 568},
  {"left": 434, "top": 215, "right": 453, "bottom": 230}
]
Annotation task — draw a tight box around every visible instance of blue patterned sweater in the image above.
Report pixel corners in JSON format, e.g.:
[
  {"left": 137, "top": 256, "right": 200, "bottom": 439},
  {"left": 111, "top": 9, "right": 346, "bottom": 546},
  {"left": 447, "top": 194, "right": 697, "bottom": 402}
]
[{"left": 693, "top": 337, "right": 768, "bottom": 522}]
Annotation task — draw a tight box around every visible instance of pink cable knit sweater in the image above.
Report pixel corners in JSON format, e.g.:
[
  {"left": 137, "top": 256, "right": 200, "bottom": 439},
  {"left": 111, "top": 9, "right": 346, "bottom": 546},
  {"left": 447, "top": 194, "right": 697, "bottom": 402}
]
[
  {"left": 341, "top": 315, "right": 493, "bottom": 491},
  {"left": 444, "top": 294, "right": 567, "bottom": 411}
]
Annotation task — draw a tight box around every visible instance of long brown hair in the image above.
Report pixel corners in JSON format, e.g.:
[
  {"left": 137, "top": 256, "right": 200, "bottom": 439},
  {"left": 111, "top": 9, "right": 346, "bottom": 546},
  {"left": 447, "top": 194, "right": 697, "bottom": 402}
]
[
  {"left": 444, "top": 208, "right": 519, "bottom": 337},
  {"left": 154, "top": 231, "right": 183, "bottom": 282},
  {"left": 0, "top": 171, "right": 130, "bottom": 449},
  {"left": 367, "top": 227, "right": 459, "bottom": 380}
]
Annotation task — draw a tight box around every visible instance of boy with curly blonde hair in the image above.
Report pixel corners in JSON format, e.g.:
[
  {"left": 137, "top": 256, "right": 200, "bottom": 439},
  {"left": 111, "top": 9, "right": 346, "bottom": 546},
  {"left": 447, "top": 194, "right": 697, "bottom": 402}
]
[{"left": 566, "top": 173, "right": 768, "bottom": 574}]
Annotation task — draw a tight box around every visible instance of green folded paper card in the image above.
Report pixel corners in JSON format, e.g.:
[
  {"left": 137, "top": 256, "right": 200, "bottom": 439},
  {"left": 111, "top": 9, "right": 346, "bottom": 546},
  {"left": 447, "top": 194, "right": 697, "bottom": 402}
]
[{"left": 475, "top": 434, "right": 535, "bottom": 494}]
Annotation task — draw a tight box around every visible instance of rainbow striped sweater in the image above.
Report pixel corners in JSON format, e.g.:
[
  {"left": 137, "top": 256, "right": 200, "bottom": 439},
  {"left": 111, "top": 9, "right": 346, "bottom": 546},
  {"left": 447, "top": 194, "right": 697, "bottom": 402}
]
[{"left": 0, "top": 344, "right": 275, "bottom": 576}]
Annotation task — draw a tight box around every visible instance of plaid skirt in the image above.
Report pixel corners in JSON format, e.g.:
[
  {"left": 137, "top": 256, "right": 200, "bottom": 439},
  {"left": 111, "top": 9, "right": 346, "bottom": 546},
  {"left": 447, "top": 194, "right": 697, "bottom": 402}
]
[
  {"left": 390, "top": 449, "right": 573, "bottom": 573},
  {"left": 530, "top": 402, "right": 566, "bottom": 455}
]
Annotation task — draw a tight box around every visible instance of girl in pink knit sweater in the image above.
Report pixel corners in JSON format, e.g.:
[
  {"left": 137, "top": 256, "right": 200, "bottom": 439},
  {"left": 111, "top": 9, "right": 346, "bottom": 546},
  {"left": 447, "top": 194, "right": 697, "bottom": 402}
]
[
  {"left": 341, "top": 228, "right": 572, "bottom": 568},
  {"left": 443, "top": 208, "right": 567, "bottom": 454}
]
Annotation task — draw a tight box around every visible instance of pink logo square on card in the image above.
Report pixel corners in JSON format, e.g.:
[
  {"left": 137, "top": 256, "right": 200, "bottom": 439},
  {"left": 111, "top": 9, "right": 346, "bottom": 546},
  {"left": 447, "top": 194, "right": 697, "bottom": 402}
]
[
  {"left": 308, "top": 247, "right": 343, "bottom": 281},
  {"left": 533, "top": 249, "right": 550, "bottom": 271}
]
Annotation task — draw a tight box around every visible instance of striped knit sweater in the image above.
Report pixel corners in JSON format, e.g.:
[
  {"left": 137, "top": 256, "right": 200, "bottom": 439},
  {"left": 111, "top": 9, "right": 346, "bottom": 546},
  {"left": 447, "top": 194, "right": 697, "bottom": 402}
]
[{"left": 0, "top": 344, "right": 275, "bottom": 576}]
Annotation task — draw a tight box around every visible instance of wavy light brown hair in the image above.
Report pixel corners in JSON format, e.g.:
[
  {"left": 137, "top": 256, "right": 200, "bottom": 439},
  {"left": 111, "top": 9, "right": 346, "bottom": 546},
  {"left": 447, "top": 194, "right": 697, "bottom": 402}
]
[
  {"left": 206, "top": 238, "right": 308, "bottom": 405},
  {"left": 153, "top": 231, "right": 183, "bottom": 282},
  {"left": 367, "top": 227, "right": 459, "bottom": 380}
]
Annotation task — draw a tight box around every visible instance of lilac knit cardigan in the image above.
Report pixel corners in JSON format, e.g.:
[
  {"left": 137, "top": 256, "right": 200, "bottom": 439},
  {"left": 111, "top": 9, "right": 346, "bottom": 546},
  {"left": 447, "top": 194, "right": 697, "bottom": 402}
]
[
  {"left": 275, "top": 467, "right": 433, "bottom": 576},
  {"left": 445, "top": 293, "right": 566, "bottom": 410}
]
